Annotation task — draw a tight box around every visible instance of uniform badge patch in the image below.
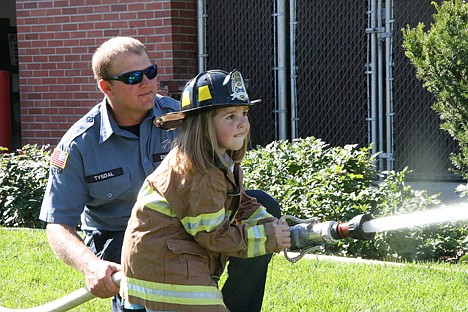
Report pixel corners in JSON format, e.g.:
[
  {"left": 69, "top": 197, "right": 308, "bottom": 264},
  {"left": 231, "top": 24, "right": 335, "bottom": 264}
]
[
  {"left": 230, "top": 71, "right": 249, "bottom": 101},
  {"left": 51, "top": 148, "right": 69, "bottom": 169}
]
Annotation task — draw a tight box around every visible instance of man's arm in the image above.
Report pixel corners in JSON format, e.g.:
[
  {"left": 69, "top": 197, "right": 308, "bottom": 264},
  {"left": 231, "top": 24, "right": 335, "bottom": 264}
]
[{"left": 46, "top": 223, "right": 121, "bottom": 298}]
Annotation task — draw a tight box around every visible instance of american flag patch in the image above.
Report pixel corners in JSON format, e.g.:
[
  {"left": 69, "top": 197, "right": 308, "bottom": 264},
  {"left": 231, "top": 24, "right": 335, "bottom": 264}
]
[{"left": 51, "top": 148, "right": 69, "bottom": 169}]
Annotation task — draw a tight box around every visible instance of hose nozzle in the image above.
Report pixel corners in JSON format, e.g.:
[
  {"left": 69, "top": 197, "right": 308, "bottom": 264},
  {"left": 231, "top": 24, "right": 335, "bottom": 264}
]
[
  {"left": 288, "top": 213, "right": 375, "bottom": 250},
  {"left": 282, "top": 213, "right": 376, "bottom": 263},
  {"left": 331, "top": 213, "right": 376, "bottom": 241}
]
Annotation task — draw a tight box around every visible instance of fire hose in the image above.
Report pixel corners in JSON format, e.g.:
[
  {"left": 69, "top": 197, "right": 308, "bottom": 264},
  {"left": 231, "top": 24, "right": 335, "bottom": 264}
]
[
  {"left": 0, "top": 214, "right": 375, "bottom": 311},
  {"left": 0, "top": 272, "right": 122, "bottom": 312}
]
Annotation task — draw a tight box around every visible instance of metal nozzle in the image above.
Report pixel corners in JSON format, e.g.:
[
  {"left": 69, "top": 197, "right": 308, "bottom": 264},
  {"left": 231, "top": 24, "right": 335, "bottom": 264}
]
[
  {"left": 289, "top": 221, "right": 339, "bottom": 250},
  {"left": 289, "top": 213, "right": 376, "bottom": 251},
  {"left": 283, "top": 213, "right": 376, "bottom": 263},
  {"left": 331, "top": 213, "right": 376, "bottom": 241}
]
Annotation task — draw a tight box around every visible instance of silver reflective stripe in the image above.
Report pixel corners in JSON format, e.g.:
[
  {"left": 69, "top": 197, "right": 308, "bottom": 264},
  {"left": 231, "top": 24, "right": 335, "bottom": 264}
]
[
  {"left": 247, "top": 225, "right": 267, "bottom": 257},
  {"left": 181, "top": 208, "right": 226, "bottom": 235},
  {"left": 124, "top": 276, "right": 225, "bottom": 307},
  {"left": 241, "top": 206, "right": 273, "bottom": 226},
  {"left": 138, "top": 183, "right": 176, "bottom": 217}
]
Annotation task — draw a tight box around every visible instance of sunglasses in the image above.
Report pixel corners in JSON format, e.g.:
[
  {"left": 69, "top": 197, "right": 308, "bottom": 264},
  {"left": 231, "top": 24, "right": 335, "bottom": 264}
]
[{"left": 106, "top": 64, "right": 158, "bottom": 85}]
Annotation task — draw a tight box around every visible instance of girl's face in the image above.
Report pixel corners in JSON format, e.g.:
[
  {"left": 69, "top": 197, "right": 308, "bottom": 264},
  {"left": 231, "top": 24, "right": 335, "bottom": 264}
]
[{"left": 212, "top": 106, "right": 250, "bottom": 155}]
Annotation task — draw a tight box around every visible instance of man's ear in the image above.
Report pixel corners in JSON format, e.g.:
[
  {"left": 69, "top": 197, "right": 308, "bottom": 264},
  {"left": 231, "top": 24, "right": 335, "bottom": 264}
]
[{"left": 98, "top": 79, "right": 113, "bottom": 95}]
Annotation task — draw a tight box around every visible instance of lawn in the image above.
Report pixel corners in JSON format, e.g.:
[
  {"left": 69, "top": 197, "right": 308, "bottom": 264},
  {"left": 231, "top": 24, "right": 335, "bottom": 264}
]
[{"left": 1, "top": 228, "right": 467, "bottom": 311}]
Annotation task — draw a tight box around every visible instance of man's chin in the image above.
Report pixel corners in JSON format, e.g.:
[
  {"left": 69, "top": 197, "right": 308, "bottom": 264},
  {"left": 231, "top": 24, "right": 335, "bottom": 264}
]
[{"left": 140, "top": 99, "right": 156, "bottom": 110}]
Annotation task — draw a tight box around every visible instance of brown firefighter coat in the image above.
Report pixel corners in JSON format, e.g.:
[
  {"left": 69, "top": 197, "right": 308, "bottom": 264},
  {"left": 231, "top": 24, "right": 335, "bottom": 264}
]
[{"left": 120, "top": 149, "right": 278, "bottom": 311}]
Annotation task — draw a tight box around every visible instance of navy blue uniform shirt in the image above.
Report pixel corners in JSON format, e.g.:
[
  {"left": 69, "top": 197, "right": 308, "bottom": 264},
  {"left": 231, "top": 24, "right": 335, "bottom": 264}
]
[{"left": 39, "top": 95, "right": 179, "bottom": 231}]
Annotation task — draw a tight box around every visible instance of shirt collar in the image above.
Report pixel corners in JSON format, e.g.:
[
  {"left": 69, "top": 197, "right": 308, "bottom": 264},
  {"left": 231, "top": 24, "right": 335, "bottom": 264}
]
[
  {"left": 99, "top": 98, "right": 157, "bottom": 143},
  {"left": 99, "top": 99, "right": 117, "bottom": 143}
]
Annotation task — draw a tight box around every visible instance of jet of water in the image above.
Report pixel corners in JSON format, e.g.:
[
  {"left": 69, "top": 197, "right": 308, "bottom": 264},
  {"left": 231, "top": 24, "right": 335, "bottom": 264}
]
[{"left": 362, "top": 202, "right": 468, "bottom": 234}]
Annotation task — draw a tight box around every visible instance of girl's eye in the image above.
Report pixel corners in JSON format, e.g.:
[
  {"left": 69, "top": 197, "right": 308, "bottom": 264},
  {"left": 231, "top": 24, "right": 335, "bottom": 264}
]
[{"left": 243, "top": 110, "right": 249, "bottom": 116}]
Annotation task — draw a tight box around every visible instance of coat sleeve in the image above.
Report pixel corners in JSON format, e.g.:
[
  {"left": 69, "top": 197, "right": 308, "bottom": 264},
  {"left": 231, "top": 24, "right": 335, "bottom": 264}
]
[
  {"left": 234, "top": 188, "right": 277, "bottom": 226},
  {"left": 233, "top": 165, "right": 277, "bottom": 226},
  {"left": 172, "top": 170, "right": 277, "bottom": 258}
]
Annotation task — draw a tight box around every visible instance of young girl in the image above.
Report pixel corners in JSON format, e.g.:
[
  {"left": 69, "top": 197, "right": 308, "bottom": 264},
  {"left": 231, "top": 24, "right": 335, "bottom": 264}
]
[{"left": 120, "top": 70, "right": 291, "bottom": 312}]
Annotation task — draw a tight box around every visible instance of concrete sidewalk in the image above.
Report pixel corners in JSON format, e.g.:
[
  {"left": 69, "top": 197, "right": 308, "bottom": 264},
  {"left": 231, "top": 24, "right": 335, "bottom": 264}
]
[
  {"left": 408, "top": 181, "right": 467, "bottom": 205},
  {"left": 283, "top": 252, "right": 405, "bottom": 266}
]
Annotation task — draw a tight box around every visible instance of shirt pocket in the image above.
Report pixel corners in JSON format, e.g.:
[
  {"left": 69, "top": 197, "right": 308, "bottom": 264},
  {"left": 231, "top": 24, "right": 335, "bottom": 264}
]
[
  {"left": 167, "top": 234, "right": 213, "bottom": 281},
  {"left": 87, "top": 173, "right": 132, "bottom": 201},
  {"left": 167, "top": 232, "right": 208, "bottom": 258}
]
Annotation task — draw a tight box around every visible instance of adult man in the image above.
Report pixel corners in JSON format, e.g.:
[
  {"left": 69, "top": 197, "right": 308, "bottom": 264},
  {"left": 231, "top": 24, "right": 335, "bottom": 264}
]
[{"left": 40, "top": 36, "right": 279, "bottom": 312}]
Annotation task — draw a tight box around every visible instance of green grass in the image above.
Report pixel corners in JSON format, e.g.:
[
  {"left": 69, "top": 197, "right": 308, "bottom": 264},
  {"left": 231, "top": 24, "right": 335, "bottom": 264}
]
[
  {"left": 1, "top": 228, "right": 468, "bottom": 311},
  {"left": 0, "top": 228, "right": 110, "bottom": 311},
  {"left": 264, "top": 256, "right": 468, "bottom": 311}
]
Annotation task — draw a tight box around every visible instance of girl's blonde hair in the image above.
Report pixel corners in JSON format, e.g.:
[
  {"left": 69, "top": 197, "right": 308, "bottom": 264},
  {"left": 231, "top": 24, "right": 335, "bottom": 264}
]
[{"left": 173, "top": 107, "right": 249, "bottom": 174}]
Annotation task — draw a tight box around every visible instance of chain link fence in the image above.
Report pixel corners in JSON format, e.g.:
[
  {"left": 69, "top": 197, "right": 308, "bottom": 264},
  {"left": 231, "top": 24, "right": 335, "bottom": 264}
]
[
  {"left": 392, "top": 0, "right": 460, "bottom": 181},
  {"left": 205, "top": 0, "right": 460, "bottom": 181},
  {"left": 295, "top": 1, "right": 369, "bottom": 148},
  {"left": 205, "top": 0, "right": 276, "bottom": 147}
]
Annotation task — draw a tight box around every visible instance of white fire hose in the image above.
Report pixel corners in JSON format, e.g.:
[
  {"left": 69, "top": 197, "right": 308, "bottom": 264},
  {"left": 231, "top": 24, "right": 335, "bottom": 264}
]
[
  {"left": 0, "top": 213, "right": 375, "bottom": 311},
  {"left": 0, "top": 272, "right": 122, "bottom": 312}
]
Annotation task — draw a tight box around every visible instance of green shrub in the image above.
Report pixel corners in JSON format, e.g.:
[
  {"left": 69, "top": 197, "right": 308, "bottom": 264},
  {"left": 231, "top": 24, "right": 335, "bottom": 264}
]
[
  {"left": 0, "top": 141, "right": 464, "bottom": 262},
  {"left": 242, "top": 137, "right": 451, "bottom": 261},
  {"left": 402, "top": 1, "right": 468, "bottom": 180},
  {"left": 0, "top": 145, "right": 50, "bottom": 228},
  {"left": 243, "top": 138, "right": 379, "bottom": 221}
]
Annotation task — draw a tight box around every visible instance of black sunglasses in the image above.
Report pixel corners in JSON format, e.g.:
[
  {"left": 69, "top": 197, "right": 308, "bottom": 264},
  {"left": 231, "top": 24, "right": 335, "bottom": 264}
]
[{"left": 106, "top": 64, "right": 158, "bottom": 85}]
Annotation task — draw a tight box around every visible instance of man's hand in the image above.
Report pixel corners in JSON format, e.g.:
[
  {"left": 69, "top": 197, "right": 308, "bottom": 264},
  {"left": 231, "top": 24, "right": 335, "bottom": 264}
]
[
  {"left": 84, "top": 259, "right": 121, "bottom": 298},
  {"left": 46, "top": 223, "right": 121, "bottom": 298}
]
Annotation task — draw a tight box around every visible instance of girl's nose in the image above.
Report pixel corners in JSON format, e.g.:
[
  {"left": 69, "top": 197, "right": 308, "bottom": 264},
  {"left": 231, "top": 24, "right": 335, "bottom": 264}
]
[{"left": 239, "top": 116, "right": 249, "bottom": 128}]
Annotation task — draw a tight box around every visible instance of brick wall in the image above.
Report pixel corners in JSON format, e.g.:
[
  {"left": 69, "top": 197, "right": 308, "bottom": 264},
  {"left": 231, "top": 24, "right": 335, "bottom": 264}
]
[{"left": 15, "top": 0, "right": 197, "bottom": 146}]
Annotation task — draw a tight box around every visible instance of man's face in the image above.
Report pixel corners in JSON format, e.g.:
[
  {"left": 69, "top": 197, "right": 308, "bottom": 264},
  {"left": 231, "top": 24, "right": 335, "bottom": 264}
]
[{"left": 100, "top": 53, "right": 158, "bottom": 126}]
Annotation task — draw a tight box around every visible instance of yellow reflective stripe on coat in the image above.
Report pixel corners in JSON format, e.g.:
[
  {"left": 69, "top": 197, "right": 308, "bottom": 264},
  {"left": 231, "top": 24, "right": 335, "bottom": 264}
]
[
  {"left": 241, "top": 206, "right": 273, "bottom": 226},
  {"left": 181, "top": 208, "right": 225, "bottom": 235},
  {"left": 247, "top": 225, "right": 267, "bottom": 257},
  {"left": 123, "top": 276, "right": 226, "bottom": 307},
  {"left": 138, "top": 183, "right": 177, "bottom": 217},
  {"left": 137, "top": 182, "right": 157, "bottom": 199}
]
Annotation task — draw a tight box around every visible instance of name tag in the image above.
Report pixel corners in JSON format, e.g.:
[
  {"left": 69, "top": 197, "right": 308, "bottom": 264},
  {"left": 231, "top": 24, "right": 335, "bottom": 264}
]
[
  {"left": 86, "top": 168, "right": 123, "bottom": 183},
  {"left": 153, "top": 153, "right": 168, "bottom": 162}
]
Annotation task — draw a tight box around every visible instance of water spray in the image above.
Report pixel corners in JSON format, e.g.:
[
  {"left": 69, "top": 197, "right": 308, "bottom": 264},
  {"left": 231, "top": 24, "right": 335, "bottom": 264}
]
[
  {"left": 281, "top": 213, "right": 376, "bottom": 263},
  {"left": 282, "top": 202, "right": 468, "bottom": 263}
]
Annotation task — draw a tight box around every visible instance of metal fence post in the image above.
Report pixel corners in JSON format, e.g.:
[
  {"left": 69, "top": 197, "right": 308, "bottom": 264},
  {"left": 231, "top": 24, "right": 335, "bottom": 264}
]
[{"left": 274, "top": 0, "right": 288, "bottom": 140}]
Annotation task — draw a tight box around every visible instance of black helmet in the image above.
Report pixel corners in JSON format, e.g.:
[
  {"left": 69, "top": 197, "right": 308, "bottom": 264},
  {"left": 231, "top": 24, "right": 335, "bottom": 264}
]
[{"left": 155, "top": 69, "right": 261, "bottom": 129}]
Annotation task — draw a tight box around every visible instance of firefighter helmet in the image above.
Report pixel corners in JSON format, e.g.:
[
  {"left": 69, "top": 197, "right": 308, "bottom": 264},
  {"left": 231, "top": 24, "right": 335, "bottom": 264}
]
[{"left": 155, "top": 69, "right": 261, "bottom": 129}]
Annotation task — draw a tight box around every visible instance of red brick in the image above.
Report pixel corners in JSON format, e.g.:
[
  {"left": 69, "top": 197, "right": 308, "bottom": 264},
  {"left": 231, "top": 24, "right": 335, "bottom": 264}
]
[
  {"left": 54, "top": 1, "right": 69, "bottom": 8},
  {"left": 38, "top": 1, "right": 54, "bottom": 8},
  {"left": 36, "top": 115, "right": 52, "bottom": 123},
  {"left": 110, "top": 4, "right": 128, "bottom": 12},
  {"left": 54, "top": 16, "right": 70, "bottom": 23},
  {"left": 35, "top": 131, "right": 53, "bottom": 138},
  {"left": 17, "top": 0, "right": 197, "bottom": 145},
  {"left": 31, "top": 9, "right": 48, "bottom": 17},
  {"left": 62, "top": 7, "right": 78, "bottom": 15},
  {"left": 51, "top": 116, "right": 67, "bottom": 123},
  {"left": 145, "top": 2, "right": 165, "bottom": 11},
  {"left": 94, "top": 6, "right": 111, "bottom": 13},
  {"left": 23, "top": 2, "right": 38, "bottom": 10},
  {"left": 128, "top": 3, "right": 146, "bottom": 11}
]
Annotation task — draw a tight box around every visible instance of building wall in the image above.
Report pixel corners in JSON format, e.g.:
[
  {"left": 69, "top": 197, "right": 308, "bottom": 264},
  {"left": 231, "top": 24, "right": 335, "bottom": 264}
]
[{"left": 15, "top": 0, "right": 197, "bottom": 146}]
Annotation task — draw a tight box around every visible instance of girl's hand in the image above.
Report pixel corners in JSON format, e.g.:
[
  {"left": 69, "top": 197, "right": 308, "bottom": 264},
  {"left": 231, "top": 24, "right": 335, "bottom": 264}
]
[{"left": 272, "top": 220, "right": 291, "bottom": 253}]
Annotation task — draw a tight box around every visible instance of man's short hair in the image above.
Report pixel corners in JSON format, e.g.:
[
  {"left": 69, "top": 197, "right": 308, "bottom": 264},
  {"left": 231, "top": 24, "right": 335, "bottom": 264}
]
[{"left": 91, "top": 36, "right": 148, "bottom": 81}]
